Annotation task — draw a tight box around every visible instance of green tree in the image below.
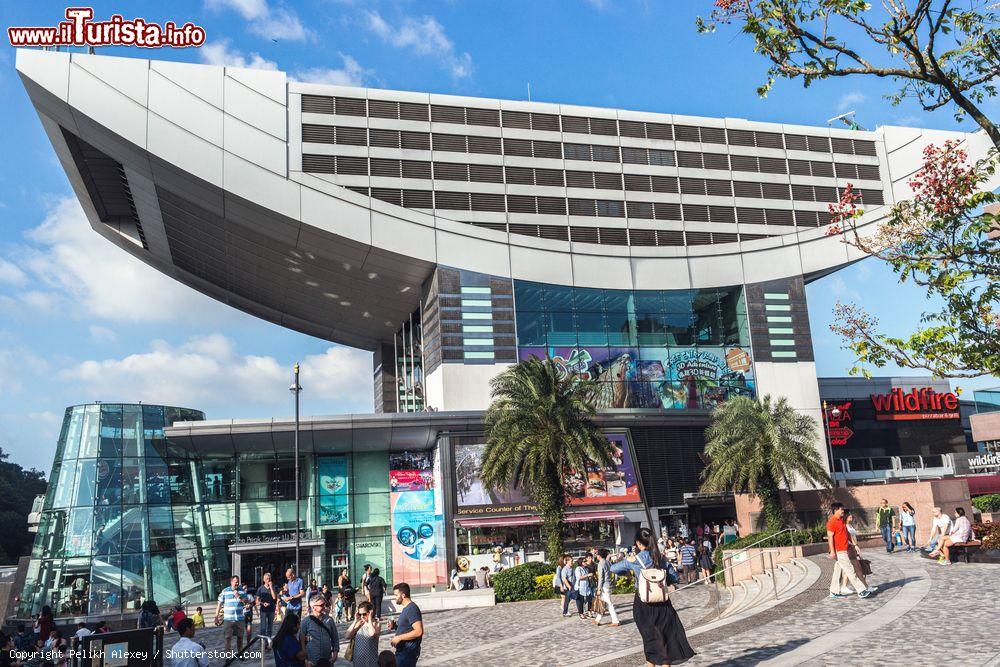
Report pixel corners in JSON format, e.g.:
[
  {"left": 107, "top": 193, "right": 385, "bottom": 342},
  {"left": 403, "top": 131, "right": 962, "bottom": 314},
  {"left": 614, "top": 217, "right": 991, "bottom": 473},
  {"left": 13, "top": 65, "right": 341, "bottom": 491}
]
[
  {"left": 0, "top": 447, "right": 48, "bottom": 563},
  {"left": 701, "top": 396, "right": 831, "bottom": 532},
  {"left": 480, "top": 357, "right": 614, "bottom": 561},
  {"left": 827, "top": 144, "right": 999, "bottom": 378},
  {"left": 698, "top": 1, "right": 1000, "bottom": 146}
]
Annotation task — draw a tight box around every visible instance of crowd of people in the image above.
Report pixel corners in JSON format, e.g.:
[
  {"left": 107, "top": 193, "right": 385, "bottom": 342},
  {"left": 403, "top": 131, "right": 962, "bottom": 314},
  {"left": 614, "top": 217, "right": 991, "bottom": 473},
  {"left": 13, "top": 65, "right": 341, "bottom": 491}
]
[
  {"left": 874, "top": 498, "right": 976, "bottom": 564},
  {"left": 196, "top": 566, "right": 423, "bottom": 667},
  {"left": 0, "top": 566, "right": 424, "bottom": 667}
]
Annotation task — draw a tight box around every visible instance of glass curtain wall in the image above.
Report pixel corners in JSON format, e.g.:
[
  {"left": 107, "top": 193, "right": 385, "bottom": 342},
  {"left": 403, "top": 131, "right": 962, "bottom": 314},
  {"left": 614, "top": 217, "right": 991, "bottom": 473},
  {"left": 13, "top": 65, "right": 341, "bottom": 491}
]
[
  {"left": 514, "top": 281, "right": 755, "bottom": 410},
  {"left": 21, "top": 404, "right": 208, "bottom": 618}
]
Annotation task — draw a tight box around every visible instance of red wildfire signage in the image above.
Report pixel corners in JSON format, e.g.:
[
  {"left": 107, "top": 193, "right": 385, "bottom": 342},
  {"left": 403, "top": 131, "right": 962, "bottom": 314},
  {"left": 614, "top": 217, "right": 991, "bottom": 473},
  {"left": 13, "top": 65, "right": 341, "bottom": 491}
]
[{"left": 870, "top": 387, "right": 960, "bottom": 421}]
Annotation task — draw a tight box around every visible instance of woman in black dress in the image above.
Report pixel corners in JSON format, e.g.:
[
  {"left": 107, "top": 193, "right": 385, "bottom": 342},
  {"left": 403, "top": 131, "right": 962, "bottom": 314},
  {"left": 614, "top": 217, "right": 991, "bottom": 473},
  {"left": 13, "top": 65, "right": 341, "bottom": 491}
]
[{"left": 611, "top": 527, "right": 695, "bottom": 666}]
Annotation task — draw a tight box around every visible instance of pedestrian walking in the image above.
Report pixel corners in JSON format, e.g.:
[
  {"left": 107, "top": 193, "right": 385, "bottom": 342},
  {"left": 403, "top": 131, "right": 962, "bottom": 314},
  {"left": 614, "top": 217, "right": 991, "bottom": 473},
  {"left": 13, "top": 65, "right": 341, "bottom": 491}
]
[
  {"left": 899, "top": 502, "right": 917, "bottom": 552},
  {"left": 361, "top": 565, "right": 373, "bottom": 602},
  {"left": 272, "top": 613, "right": 306, "bottom": 667},
  {"left": 170, "top": 618, "right": 209, "bottom": 667},
  {"left": 592, "top": 549, "right": 619, "bottom": 627},
  {"left": 836, "top": 510, "right": 869, "bottom": 594},
  {"left": 300, "top": 593, "right": 339, "bottom": 667},
  {"left": 257, "top": 572, "right": 278, "bottom": 642},
  {"left": 552, "top": 557, "right": 563, "bottom": 601},
  {"left": 344, "top": 600, "right": 381, "bottom": 667},
  {"left": 190, "top": 607, "right": 205, "bottom": 629},
  {"left": 697, "top": 546, "right": 713, "bottom": 585},
  {"left": 828, "top": 503, "right": 876, "bottom": 599},
  {"left": 389, "top": 583, "right": 423, "bottom": 667},
  {"left": 679, "top": 540, "right": 697, "bottom": 584},
  {"left": 367, "top": 568, "right": 387, "bottom": 621},
  {"left": 721, "top": 519, "right": 739, "bottom": 545},
  {"left": 242, "top": 585, "right": 255, "bottom": 646},
  {"left": 573, "top": 556, "right": 593, "bottom": 619},
  {"left": 610, "top": 527, "right": 695, "bottom": 666},
  {"left": 214, "top": 575, "right": 249, "bottom": 655},
  {"left": 875, "top": 498, "right": 896, "bottom": 553},
  {"left": 283, "top": 568, "right": 305, "bottom": 616}
]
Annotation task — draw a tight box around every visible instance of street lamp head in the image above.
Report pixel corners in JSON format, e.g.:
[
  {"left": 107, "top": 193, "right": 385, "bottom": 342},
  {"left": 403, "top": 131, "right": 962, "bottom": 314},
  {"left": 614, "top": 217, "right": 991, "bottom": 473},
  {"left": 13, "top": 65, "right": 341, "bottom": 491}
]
[{"left": 289, "top": 383, "right": 302, "bottom": 393}]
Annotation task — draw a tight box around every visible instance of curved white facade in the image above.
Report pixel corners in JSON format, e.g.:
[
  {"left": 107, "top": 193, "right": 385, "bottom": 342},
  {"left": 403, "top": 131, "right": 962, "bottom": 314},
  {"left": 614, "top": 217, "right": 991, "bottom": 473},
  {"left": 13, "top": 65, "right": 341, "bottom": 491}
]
[{"left": 17, "top": 49, "right": 996, "bottom": 352}]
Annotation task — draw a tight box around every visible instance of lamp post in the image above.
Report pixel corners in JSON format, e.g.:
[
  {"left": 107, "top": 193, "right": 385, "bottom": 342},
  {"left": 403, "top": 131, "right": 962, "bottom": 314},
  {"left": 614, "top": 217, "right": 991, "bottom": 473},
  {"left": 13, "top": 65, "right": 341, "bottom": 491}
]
[
  {"left": 290, "top": 363, "right": 302, "bottom": 576},
  {"left": 822, "top": 400, "right": 842, "bottom": 484}
]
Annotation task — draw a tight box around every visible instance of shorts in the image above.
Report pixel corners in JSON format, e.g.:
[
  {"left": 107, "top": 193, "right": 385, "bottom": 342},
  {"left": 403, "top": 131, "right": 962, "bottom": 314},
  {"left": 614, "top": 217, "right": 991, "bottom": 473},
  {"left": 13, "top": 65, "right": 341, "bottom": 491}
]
[
  {"left": 222, "top": 620, "right": 245, "bottom": 638},
  {"left": 948, "top": 537, "right": 966, "bottom": 545}
]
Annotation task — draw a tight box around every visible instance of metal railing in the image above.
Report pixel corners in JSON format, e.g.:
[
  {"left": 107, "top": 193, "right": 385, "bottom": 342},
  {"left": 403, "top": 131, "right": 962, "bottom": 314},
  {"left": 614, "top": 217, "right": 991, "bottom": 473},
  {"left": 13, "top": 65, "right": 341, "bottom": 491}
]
[{"left": 669, "top": 528, "right": 796, "bottom": 619}]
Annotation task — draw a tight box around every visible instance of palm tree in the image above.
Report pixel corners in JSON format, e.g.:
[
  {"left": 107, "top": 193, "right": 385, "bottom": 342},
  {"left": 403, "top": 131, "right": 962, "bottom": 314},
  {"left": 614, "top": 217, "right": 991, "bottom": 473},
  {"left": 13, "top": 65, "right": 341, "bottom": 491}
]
[
  {"left": 480, "top": 357, "right": 615, "bottom": 561},
  {"left": 701, "top": 395, "right": 831, "bottom": 533}
]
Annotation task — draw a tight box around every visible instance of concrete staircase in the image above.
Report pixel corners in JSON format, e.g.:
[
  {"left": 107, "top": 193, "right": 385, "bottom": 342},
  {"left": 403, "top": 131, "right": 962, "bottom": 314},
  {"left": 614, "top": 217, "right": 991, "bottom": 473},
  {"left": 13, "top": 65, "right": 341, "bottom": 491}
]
[{"left": 718, "top": 556, "right": 812, "bottom": 619}]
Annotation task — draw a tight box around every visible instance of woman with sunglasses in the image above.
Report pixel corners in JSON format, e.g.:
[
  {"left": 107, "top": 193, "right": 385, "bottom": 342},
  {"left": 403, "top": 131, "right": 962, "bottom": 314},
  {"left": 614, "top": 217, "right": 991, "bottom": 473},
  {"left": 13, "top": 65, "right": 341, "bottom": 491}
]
[{"left": 344, "top": 601, "right": 381, "bottom": 666}]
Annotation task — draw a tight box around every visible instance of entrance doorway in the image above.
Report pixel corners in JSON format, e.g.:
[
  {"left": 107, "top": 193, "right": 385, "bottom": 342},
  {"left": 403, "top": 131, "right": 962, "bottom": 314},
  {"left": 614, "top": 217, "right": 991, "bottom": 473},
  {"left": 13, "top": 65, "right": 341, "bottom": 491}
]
[{"left": 237, "top": 549, "right": 306, "bottom": 590}]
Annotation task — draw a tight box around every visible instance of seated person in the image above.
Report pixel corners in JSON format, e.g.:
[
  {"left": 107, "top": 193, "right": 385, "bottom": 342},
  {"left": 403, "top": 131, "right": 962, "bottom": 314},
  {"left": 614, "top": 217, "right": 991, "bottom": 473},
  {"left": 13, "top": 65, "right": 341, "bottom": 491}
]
[
  {"left": 928, "top": 507, "right": 972, "bottom": 564},
  {"left": 923, "top": 506, "right": 952, "bottom": 552}
]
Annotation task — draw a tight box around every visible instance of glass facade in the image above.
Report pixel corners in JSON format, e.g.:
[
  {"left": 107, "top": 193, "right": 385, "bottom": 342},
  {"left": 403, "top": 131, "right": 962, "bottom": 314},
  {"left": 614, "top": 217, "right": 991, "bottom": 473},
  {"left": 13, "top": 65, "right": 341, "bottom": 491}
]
[
  {"left": 514, "top": 281, "right": 755, "bottom": 409},
  {"left": 23, "top": 404, "right": 448, "bottom": 618}
]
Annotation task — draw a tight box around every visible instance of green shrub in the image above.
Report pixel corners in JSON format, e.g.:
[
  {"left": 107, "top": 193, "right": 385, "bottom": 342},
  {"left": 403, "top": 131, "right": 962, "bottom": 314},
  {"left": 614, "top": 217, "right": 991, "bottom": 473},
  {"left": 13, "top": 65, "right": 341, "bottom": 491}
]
[
  {"left": 492, "top": 561, "right": 556, "bottom": 603},
  {"left": 972, "top": 494, "right": 1000, "bottom": 513},
  {"left": 611, "top": 573, "right": 635, "bottom": 595},
  {"left": 712, "top": 524, "right": 827, "bottom": 572},
  {"left": 533, "top": 574, "right": 558, "bottom": 599}
]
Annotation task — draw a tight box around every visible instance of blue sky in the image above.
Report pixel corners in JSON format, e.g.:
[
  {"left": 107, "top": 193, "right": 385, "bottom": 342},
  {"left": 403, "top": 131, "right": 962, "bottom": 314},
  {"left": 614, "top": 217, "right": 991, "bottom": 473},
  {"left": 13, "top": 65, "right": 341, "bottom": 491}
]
[{"left": 0, "top": 1, "right": 996, "bottom": 472}]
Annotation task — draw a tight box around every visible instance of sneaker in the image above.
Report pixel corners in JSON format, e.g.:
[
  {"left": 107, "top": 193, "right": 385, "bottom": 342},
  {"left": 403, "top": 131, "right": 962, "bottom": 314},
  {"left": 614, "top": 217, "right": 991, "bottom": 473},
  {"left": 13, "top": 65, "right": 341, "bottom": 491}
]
[
  {"left": 829, "top": 593, "right": 848, "bottom": 599},
  {"left": 866, "top": 586, "right": 879, "bottom": 594},
  {"left": 608, "top": 623, "right": 620, "bottom": 627},
  {"left": 858, "top": 589, "right": 872, "bottom": 599},
  {"left": 939, "top": 560, "right": 952, "bottom": 566}
]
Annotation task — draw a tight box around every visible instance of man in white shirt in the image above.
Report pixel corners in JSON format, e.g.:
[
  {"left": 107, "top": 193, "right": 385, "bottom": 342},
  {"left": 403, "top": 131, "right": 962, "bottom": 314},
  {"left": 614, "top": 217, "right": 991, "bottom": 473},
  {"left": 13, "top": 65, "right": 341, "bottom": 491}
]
[
  {"left": 74, "top": 622, "right": 92, "bottom": 640},
  {"left": 929, "top": 507, "right": 973, "bottom": 565},
  {"left": 169, "top": 618, "right": 209, "bottom": 667},
  {"left": 923, "top": 507, "right": 952, "bottom": 552}
]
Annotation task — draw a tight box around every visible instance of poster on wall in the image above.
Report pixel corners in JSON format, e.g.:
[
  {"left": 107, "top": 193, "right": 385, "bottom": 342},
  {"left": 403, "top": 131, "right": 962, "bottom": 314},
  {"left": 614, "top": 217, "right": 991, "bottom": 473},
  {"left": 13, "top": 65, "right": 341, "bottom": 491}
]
[
  {"left": 389, "top": 449, "right": 446, "bottom": 585},
  {"left": 518, "top": 345, "right": 755, "bottom": 410},
  {"left": 317, "top": 456, "right": 350, "bottom": 525},
  {"left": 453, "top": 433, "right": 641, "bottom": 516}
]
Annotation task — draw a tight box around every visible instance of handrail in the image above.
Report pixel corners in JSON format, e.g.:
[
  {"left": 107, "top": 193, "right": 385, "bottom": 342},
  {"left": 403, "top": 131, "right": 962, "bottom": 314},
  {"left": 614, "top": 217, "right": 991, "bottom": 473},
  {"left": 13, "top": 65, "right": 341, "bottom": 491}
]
[
  {"left": 670, "top": 528, "right": 796, "bottom": 595},
  {"left": 717, "top": 528, "right": 796, "bottom": 565}
]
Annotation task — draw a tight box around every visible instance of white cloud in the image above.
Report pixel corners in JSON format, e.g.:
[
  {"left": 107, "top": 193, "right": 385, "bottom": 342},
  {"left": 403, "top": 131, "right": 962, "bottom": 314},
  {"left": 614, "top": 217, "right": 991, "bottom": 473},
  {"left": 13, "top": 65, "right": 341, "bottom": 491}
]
[
  {"left": 828, "top": 275, "right": 862, "bottom": 302},
  {"left": 0, "top": 257, "right": 26, "bottom": 285},
  {"left": 584, "top": 0, "right": 611, "bottom": 9},
  {"left": 364, "top": 11, "right": 472, "bottom": 79},
  {"left": 894, "top": 115, "right": 921, "bottom": 127},
  {"left": 205, "top": 0, "right": 312, "bottom": 41},
  {"left": 88, "top": 325, "right": 118, "bottom": 343},
  {"left": 837, "top": 91, "right": 866, "bottom": 112},
  {"left": 1, "top": 196, "right": 238, "bottom": 324},
  {"left": 294, "top": 54, "right": 372, "bottom": 86},
  {"left": 199, "top": 39, "right": 278, "bottom": 70},
  {"left": 0, "top": 341, "right": 50, "bottom": 397},
  {"left": 58, "top": 335, "right": 373, "bottom": 415}
]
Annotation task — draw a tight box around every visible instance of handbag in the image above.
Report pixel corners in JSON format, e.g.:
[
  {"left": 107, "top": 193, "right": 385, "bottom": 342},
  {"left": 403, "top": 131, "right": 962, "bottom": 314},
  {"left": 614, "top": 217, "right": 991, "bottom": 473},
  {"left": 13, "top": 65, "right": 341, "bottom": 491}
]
[
  {"left": 636, "top": 559, "right": 670, "bottom": 604},
  {"left": 860, "top": 559, "right": 872, "bottom": 576},
  {"left": 592, "top": 595, "right": 606, "bottom": 615},
  {"left": 344, "top": 638, "right": 355, "bottom": 662}
]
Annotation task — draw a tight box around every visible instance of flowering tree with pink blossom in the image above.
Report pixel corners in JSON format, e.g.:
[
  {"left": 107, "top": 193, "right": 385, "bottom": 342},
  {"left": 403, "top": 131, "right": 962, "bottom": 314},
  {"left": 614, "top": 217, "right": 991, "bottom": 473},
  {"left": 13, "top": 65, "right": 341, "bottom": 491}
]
[
  {"left": 698, "top": 1, "right": 1000, "bottom": 146},
  {"left": 826, "top": 141, "right": 999, "bottom": 377}
]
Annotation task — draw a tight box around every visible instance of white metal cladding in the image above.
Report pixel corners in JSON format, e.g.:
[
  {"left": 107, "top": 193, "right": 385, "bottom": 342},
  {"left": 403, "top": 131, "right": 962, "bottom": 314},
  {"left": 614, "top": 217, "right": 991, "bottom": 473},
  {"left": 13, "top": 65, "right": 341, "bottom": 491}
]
[{"left": 17, "top": 50, "right": 999, "bottom": 347}]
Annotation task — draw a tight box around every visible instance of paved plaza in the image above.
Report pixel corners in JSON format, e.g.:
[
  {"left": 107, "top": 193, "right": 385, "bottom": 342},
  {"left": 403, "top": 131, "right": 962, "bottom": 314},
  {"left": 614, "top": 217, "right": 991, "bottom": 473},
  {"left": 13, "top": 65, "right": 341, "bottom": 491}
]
[{"left": 166, "top": 550, "right": 1000, "bottom": 666}]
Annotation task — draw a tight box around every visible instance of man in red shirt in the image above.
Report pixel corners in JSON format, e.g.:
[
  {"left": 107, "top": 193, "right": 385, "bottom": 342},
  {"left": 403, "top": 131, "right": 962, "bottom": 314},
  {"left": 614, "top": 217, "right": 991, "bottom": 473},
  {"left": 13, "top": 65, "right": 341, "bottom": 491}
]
[{"left": 827, "top": 502, "right": 874, "bottom": 599}]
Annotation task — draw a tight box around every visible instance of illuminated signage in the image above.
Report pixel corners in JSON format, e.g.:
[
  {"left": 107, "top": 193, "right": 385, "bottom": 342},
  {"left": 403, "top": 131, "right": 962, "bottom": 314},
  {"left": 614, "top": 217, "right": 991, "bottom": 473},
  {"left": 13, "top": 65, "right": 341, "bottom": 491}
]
[
  {"left": 870, "top": 387, "right": 960, "bottom": 421},
  {"left": 825, "top": 401, "right": 854, "bottom": 446}
]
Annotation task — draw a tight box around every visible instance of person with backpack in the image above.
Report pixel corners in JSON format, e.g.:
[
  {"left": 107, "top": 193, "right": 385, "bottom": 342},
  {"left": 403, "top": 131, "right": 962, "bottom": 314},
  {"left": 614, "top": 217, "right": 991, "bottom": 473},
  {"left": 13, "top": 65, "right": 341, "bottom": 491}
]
[
  {"left": 611, "top": 527, "right": 694, "bottom": 666},
  {"left": 299, "top": 593, "right": 338, "bottom": 667},
  {"left": 366, "top": 568, "right": 387, "bottom": 622},
  {"left": 138, "top": 599, "right": 164, "bottom": 630}
]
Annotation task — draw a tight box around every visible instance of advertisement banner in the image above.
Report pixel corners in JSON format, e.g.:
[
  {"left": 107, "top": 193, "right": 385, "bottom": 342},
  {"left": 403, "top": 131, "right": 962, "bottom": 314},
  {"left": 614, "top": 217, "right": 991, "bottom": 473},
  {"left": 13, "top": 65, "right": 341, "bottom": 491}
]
[
  {"left": 390, "top": 470, "right": 433, "bottom": 492},
  {"left": 390, "top": 490, "right": 441, "bottom": 584},
  {"left": 518, "top": 345, "right": 754, "bottom": 410},
  {"left": 317, "top": 456, "right": 349, "bottom": 525},
  {"left": 454, "top": 433, "right": 641, "bottom": 516}
]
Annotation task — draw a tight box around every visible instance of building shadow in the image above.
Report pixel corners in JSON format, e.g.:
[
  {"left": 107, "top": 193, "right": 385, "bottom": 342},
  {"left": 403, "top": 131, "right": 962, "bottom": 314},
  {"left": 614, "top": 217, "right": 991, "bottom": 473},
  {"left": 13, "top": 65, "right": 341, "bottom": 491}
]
[{"left": 707, "top": 637, "right": 809, "bottom": 666}]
